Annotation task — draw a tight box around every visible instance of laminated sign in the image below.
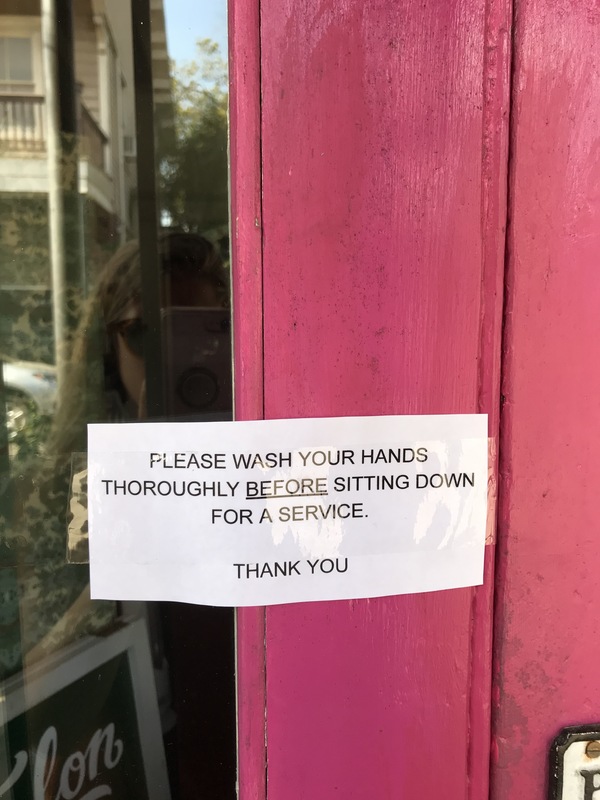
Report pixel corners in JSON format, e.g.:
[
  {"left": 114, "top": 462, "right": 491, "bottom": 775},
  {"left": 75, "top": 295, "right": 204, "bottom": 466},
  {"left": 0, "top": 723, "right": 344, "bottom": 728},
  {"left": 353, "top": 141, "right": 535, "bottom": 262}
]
[{"left": 88, "top": 414, "right": 488, "bottom": 606}]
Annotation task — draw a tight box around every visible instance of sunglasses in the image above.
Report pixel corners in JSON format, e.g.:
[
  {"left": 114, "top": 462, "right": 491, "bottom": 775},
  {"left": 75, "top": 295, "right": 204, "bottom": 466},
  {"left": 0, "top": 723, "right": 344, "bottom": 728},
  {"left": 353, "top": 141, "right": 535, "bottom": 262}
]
[{"left": 112, "top": 318, "right": 147, "bottom": 357}]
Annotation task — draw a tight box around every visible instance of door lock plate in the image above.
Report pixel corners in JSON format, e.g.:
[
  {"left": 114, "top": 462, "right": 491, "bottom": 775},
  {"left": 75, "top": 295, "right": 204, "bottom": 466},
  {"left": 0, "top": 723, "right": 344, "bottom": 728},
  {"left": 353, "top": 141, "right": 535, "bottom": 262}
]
[{"left": 550, "top": 726, "right": 600, "bottom": 799}]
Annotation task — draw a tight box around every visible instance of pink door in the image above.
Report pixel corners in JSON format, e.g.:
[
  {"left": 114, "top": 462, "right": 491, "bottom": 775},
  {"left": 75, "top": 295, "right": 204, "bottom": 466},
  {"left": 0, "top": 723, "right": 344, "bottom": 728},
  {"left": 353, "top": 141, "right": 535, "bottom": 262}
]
[
  {"left": 230, "top": 0, "right": 600, "bottom": 797},
  {"left": 491, "top": 0, "right": 600, "bottom": 797},
  {"left": 231, "top": 0, "right": 505, "bottom": 796}
]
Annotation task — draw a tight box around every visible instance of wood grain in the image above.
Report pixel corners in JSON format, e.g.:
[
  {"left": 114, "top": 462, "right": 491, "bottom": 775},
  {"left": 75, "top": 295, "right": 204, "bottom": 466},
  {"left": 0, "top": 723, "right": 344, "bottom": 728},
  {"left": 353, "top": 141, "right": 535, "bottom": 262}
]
[
  {"left": 253, "top": 0, "right": 509, "bottom": 796},
  {"left": 492, "top": 1, "right": 600, "bottom": 796}
]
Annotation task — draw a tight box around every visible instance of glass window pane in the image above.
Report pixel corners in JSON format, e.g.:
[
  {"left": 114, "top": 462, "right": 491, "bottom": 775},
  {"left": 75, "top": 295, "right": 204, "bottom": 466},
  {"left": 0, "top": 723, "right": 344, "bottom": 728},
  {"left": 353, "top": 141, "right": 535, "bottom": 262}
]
[
  {"left": 0, "top": 0, "right": 235, "bottom": 796},
  {"left": 0, "top": 39, "right": 6, "bottom": 80},
  {"left": 7, "top": 38, "right": 32, "bottom": 82}
]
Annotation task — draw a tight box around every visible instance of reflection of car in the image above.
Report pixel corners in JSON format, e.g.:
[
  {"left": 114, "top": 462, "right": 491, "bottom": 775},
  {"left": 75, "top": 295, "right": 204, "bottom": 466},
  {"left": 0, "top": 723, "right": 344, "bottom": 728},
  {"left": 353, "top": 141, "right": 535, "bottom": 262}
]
[{"left": 1, "top": 357, "right": 57, "bottom": 440}]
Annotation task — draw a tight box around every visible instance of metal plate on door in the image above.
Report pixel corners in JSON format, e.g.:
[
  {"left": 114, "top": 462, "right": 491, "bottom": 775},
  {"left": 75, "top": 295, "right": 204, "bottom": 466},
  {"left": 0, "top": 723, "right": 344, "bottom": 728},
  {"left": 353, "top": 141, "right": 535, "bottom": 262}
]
[{"left": 549, "top": 726, "right": 600, "bottom": 799}]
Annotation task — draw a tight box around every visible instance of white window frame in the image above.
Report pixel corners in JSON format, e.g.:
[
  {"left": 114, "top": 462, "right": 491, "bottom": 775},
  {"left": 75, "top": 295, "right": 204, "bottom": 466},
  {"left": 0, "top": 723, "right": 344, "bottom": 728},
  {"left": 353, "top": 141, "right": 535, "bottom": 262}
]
[{"left": 0, "top": 18, "right": 42, "bottom": 96}]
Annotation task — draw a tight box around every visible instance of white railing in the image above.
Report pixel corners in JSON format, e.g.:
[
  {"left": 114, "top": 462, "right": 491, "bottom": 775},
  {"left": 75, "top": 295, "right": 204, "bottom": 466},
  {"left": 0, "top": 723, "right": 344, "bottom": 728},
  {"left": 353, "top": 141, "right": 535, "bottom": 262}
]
[
  {"left": 0, "top": 95, "right": 108, "bottom": 171},
  {"left": 0, "top": 94, "right": 45, "bottom": 151}
]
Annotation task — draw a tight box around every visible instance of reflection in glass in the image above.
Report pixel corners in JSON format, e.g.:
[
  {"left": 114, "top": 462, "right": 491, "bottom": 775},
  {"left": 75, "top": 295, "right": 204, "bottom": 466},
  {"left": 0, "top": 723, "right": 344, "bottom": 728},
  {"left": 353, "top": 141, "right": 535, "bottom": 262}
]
[{"left": 0, "top": 0, "right": 235, "bottom": 796}]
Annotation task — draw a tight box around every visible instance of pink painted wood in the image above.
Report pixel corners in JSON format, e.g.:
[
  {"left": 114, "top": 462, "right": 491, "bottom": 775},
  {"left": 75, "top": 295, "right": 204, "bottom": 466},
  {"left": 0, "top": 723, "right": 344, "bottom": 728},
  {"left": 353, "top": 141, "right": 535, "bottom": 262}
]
[
  {"left": 469, "top": 1, "right": 513, "bottom": 795},
  {"left": 229, "top": 0, "right": 512, "bottom": 798},
  {"left": 228, "top": 0, "right": 266, "bottom": 797},
  {"left": 491, "top": 2, "right": 600, "bottom": 797}
]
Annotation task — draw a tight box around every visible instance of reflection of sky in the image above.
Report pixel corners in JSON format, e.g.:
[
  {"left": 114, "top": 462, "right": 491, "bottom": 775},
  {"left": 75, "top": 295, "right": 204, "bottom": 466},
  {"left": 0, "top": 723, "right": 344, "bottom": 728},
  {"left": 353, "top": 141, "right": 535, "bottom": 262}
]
[{"left": 163, "top": 0, "right": 228, "bottom": 64}]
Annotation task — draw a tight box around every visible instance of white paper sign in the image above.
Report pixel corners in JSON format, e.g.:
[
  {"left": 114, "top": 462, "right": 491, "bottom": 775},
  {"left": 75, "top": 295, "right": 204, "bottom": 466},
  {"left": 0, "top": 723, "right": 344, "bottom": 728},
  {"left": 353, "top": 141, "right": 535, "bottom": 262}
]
[{"left": 88, "top": 414, "right": 488, "bottom": 606}]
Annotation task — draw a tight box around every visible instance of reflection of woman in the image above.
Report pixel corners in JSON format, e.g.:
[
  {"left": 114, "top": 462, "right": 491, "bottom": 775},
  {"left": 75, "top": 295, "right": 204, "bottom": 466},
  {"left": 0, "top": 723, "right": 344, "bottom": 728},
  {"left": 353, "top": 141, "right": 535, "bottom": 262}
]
[
  {"left": 66, "top": 233, "right": 229, "bottom": 560},
  {"left": 0, "top": 233, "right": 228, "bottom": 677},
  {"left": 53, "top": 232, "right": 229, "bottom": 451}
]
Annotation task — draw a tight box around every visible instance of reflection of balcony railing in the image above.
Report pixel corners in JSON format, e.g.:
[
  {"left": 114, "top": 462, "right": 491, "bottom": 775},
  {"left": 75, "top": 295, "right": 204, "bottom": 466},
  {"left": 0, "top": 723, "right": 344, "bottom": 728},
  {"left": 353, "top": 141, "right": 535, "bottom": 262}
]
[
  {"left": 0, "top": 95, "right": 108, "bottom": 171},
  {"left": 0, "top": 95, "right": 45, "bottom": 152},
  {"left": 79, "top": 104, "right": 108, "bottom": 171}
]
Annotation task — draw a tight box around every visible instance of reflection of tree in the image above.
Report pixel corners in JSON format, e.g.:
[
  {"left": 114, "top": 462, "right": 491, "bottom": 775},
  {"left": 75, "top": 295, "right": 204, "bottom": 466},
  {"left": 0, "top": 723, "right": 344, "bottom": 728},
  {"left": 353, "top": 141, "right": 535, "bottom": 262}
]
[
  {"left": 0, "top": 195, "right": 50, "bottom": 285},
  {"left": 160, "top": 40, "right": 228, "bottom": 237}
]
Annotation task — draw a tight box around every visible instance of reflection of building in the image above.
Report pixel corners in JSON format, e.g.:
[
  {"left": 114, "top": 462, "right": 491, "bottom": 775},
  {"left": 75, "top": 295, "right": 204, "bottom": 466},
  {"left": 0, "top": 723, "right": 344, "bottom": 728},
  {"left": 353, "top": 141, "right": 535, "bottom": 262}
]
[{"left": 0, "top": 0, "right": 171, "bottom": 362}]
